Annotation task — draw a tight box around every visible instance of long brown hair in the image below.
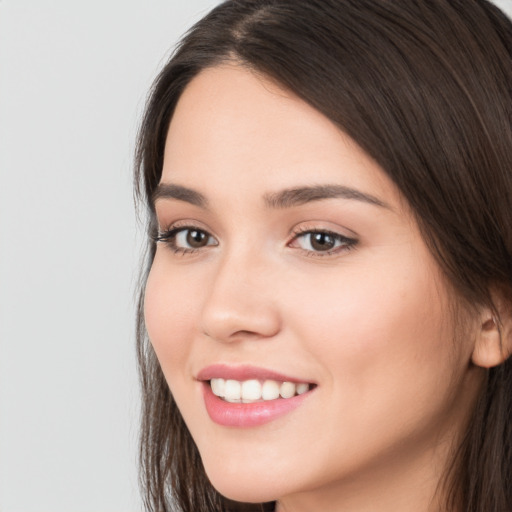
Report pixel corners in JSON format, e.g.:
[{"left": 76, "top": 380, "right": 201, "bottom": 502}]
[{"left": 134, "top": 1, "right": 512, "bottom": 510}]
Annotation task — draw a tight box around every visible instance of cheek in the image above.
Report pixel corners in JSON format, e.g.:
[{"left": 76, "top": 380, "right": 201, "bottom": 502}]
[
  {"left": 284, "top": 254, "right": 455, "bottom": 407},
  {"left": 144, "top": 256, "right": 200, "bottom": 376},
  {"left": 270, "top": 257, "right": 466, "bottom": 479}
]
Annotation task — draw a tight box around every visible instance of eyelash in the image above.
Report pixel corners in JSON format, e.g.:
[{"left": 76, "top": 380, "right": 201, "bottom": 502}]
[
  {"left": 152, "top": 225, "right": 217, "bottom": 256},
  {"left": 290, "top": 226, "right": 357, "bottom": 257},
  {"left": 152, "top": 224, "right": 358, "bottom": 257}
]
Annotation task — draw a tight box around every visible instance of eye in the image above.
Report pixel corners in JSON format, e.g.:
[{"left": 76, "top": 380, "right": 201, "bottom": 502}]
[
  {"left": 290, "top": 229, "right": 357, "bottom": 255},
  {"left": 176, "top": 229, "right": 211, "bottom": 249},
  {"left": 153, "top": 226, "right": 218, "bottom": 254}
]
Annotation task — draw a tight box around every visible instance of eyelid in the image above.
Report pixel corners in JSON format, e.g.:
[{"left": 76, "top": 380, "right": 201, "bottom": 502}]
[
  {"left": 152, "top": 219, "right": 358, "bottom": 257},
  {"left": 152, "top": 221, "right": 218, "bottom": 254},
  {"left": 155, "top": 217, "right": 211, "bottom": 232},
  {"left": 288, "top": 224, "right": 358, "bottom": 257},
  {"left": 290, "top": 220, "right": 358, "bottom": 238}
]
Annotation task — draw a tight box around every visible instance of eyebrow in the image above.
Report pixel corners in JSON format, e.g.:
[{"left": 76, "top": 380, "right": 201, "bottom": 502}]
[
  {"left": 263, "top": 184, "right": 390, "bottom": 209},
  {"left": 152, "top": 183, "right": 209, "bottom": 209},
  {"left": 152, "top": 183, "right": 390, "bottom": 210}
]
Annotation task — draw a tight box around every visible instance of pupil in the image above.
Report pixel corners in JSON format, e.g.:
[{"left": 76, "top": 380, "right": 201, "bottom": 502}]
[
  {"left": 311, "top": 233, "right": 335, "bottom": 251},
  {"left": 187, "top": 230, "right": 207, "bottom": 248}
]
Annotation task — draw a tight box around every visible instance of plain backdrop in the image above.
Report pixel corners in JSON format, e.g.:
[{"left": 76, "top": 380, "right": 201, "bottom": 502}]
[
  {"left": 0, "top": 1, "right": 511, "bottom": 511},
  {"left": 0, "top": 2, "right": 219, "bottom": 511}
]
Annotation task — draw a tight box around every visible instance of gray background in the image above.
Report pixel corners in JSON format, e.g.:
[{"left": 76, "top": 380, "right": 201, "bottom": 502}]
[
  {"left": 0, "top": 1, "right": 511, "bottom": 511},
  {"left": 0, "top": 1, "right": 219, "bottom": 511}
]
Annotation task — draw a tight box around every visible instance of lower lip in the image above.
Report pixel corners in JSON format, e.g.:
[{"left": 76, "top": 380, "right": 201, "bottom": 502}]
[{"left": 202, "top": 382, "right": 312, "bottom": 427}]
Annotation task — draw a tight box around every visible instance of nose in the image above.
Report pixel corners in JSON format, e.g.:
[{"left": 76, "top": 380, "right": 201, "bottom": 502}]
[{"left": 199, "top": 250, "right": 281, "bottom": 343}]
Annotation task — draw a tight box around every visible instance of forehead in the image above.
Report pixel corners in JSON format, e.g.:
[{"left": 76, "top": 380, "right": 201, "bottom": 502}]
[{"left": 162, "top": 64, "right": 401, "bottom": 209}]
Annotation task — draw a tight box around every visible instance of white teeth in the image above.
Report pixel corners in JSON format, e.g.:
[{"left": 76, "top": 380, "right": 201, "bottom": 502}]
[
  {"left": 211, "top": 378, "right": 225, "bottom": 397},
  {"left": 241, "top": 379, "right": 262, "bottom": 400},
  {"left": 209, "top": 378, "right": 311, "bottom": 402},
  {"left": 224, "top": 379, "right": 241, "bottom": 402},
  {"left": 262, "top": 380, "right": 280, "bottom": 400},
  {"left": 279, "top": 381, "right": 296, "bottom": 399},
  {"left": 296, "top": 383, "right": 309, "bottom": 395}
]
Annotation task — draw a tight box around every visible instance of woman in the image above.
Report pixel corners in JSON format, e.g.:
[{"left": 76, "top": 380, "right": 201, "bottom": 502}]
[{"left": 134, "top": 1, "right": 512, "bottom": 511}]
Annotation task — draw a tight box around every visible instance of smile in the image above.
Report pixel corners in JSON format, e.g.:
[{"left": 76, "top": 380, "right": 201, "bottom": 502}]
[
  {"left": 198, "top": 365, "right": 316, "bottom": 427},
  {"left": 196, "top": 364, "right": 318, "bottom": 428},
  {"left": 210, "top": 378, "right": 311, "bottom": 403}
]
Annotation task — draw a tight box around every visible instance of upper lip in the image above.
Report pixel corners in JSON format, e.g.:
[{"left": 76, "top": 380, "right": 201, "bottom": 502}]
[{"left": 196, "top": 364, "right": 315, "bottom": 384}]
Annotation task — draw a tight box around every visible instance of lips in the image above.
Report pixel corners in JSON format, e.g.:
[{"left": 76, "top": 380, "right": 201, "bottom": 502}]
[
  {"left": 197, "top": 364, "right": 316, "bottom": 427},
  {"left": 197, "top": 364, "right": 313, "bottom": 383}
]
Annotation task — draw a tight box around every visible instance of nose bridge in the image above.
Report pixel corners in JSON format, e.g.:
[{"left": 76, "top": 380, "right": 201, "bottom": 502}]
[{"left": 200, "top": 244, "right": 281, "bottom": 342}]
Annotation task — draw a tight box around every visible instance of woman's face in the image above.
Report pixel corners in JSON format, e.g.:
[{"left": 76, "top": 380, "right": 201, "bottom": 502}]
[{"left": 145, "top": 64, "right": 481, "bottom": 509}]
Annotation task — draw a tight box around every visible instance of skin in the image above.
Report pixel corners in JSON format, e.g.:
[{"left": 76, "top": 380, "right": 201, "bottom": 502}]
[{"left": 144, "top": 64, "right": 486, "bottom": 512}]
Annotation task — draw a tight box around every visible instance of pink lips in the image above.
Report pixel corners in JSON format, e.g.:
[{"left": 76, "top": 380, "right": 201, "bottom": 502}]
[{"left": 197, "top": 364, "right": 315, "bottom": 428}]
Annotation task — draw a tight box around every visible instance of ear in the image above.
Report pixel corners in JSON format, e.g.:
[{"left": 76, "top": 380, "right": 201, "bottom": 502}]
[{"left": 471, "top": 290, "right": 512, "bottom": 369}]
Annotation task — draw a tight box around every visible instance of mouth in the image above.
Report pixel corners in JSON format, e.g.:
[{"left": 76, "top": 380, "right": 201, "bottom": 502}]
[
  {"left": 197, "top": 365, "right": 316, "bottom": 427},
  {"left": 209, "top": 378, "right": 313, "bottom": 403}
]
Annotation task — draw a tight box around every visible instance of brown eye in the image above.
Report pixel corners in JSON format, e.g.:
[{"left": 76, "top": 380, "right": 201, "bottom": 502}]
[
  {"left": 186, "top": 229, "right": 209, "bottom": 248},
  {"left": 310, "top": 232, "right": 336, "bottom": 251},
  {"left": 154, "top": 226, "right": 218, "bottom": 253},
  {"left": 292, "top": 230, "right": 357, "bottom": 255}
]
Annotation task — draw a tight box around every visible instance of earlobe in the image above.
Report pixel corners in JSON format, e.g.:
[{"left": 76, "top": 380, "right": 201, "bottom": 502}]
[{"left": 472, "top": 298, "right": 512, "bottom": 369}]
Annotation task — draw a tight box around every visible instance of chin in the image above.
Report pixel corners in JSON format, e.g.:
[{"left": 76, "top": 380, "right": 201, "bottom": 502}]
[{"left": 203, "top": 463, "right": 283, "bottom": 504}]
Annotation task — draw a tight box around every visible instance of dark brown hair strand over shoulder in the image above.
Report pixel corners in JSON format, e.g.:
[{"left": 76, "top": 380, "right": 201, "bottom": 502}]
[{"left": 135, "top": 1, "right": 512, "bottom": 511}]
